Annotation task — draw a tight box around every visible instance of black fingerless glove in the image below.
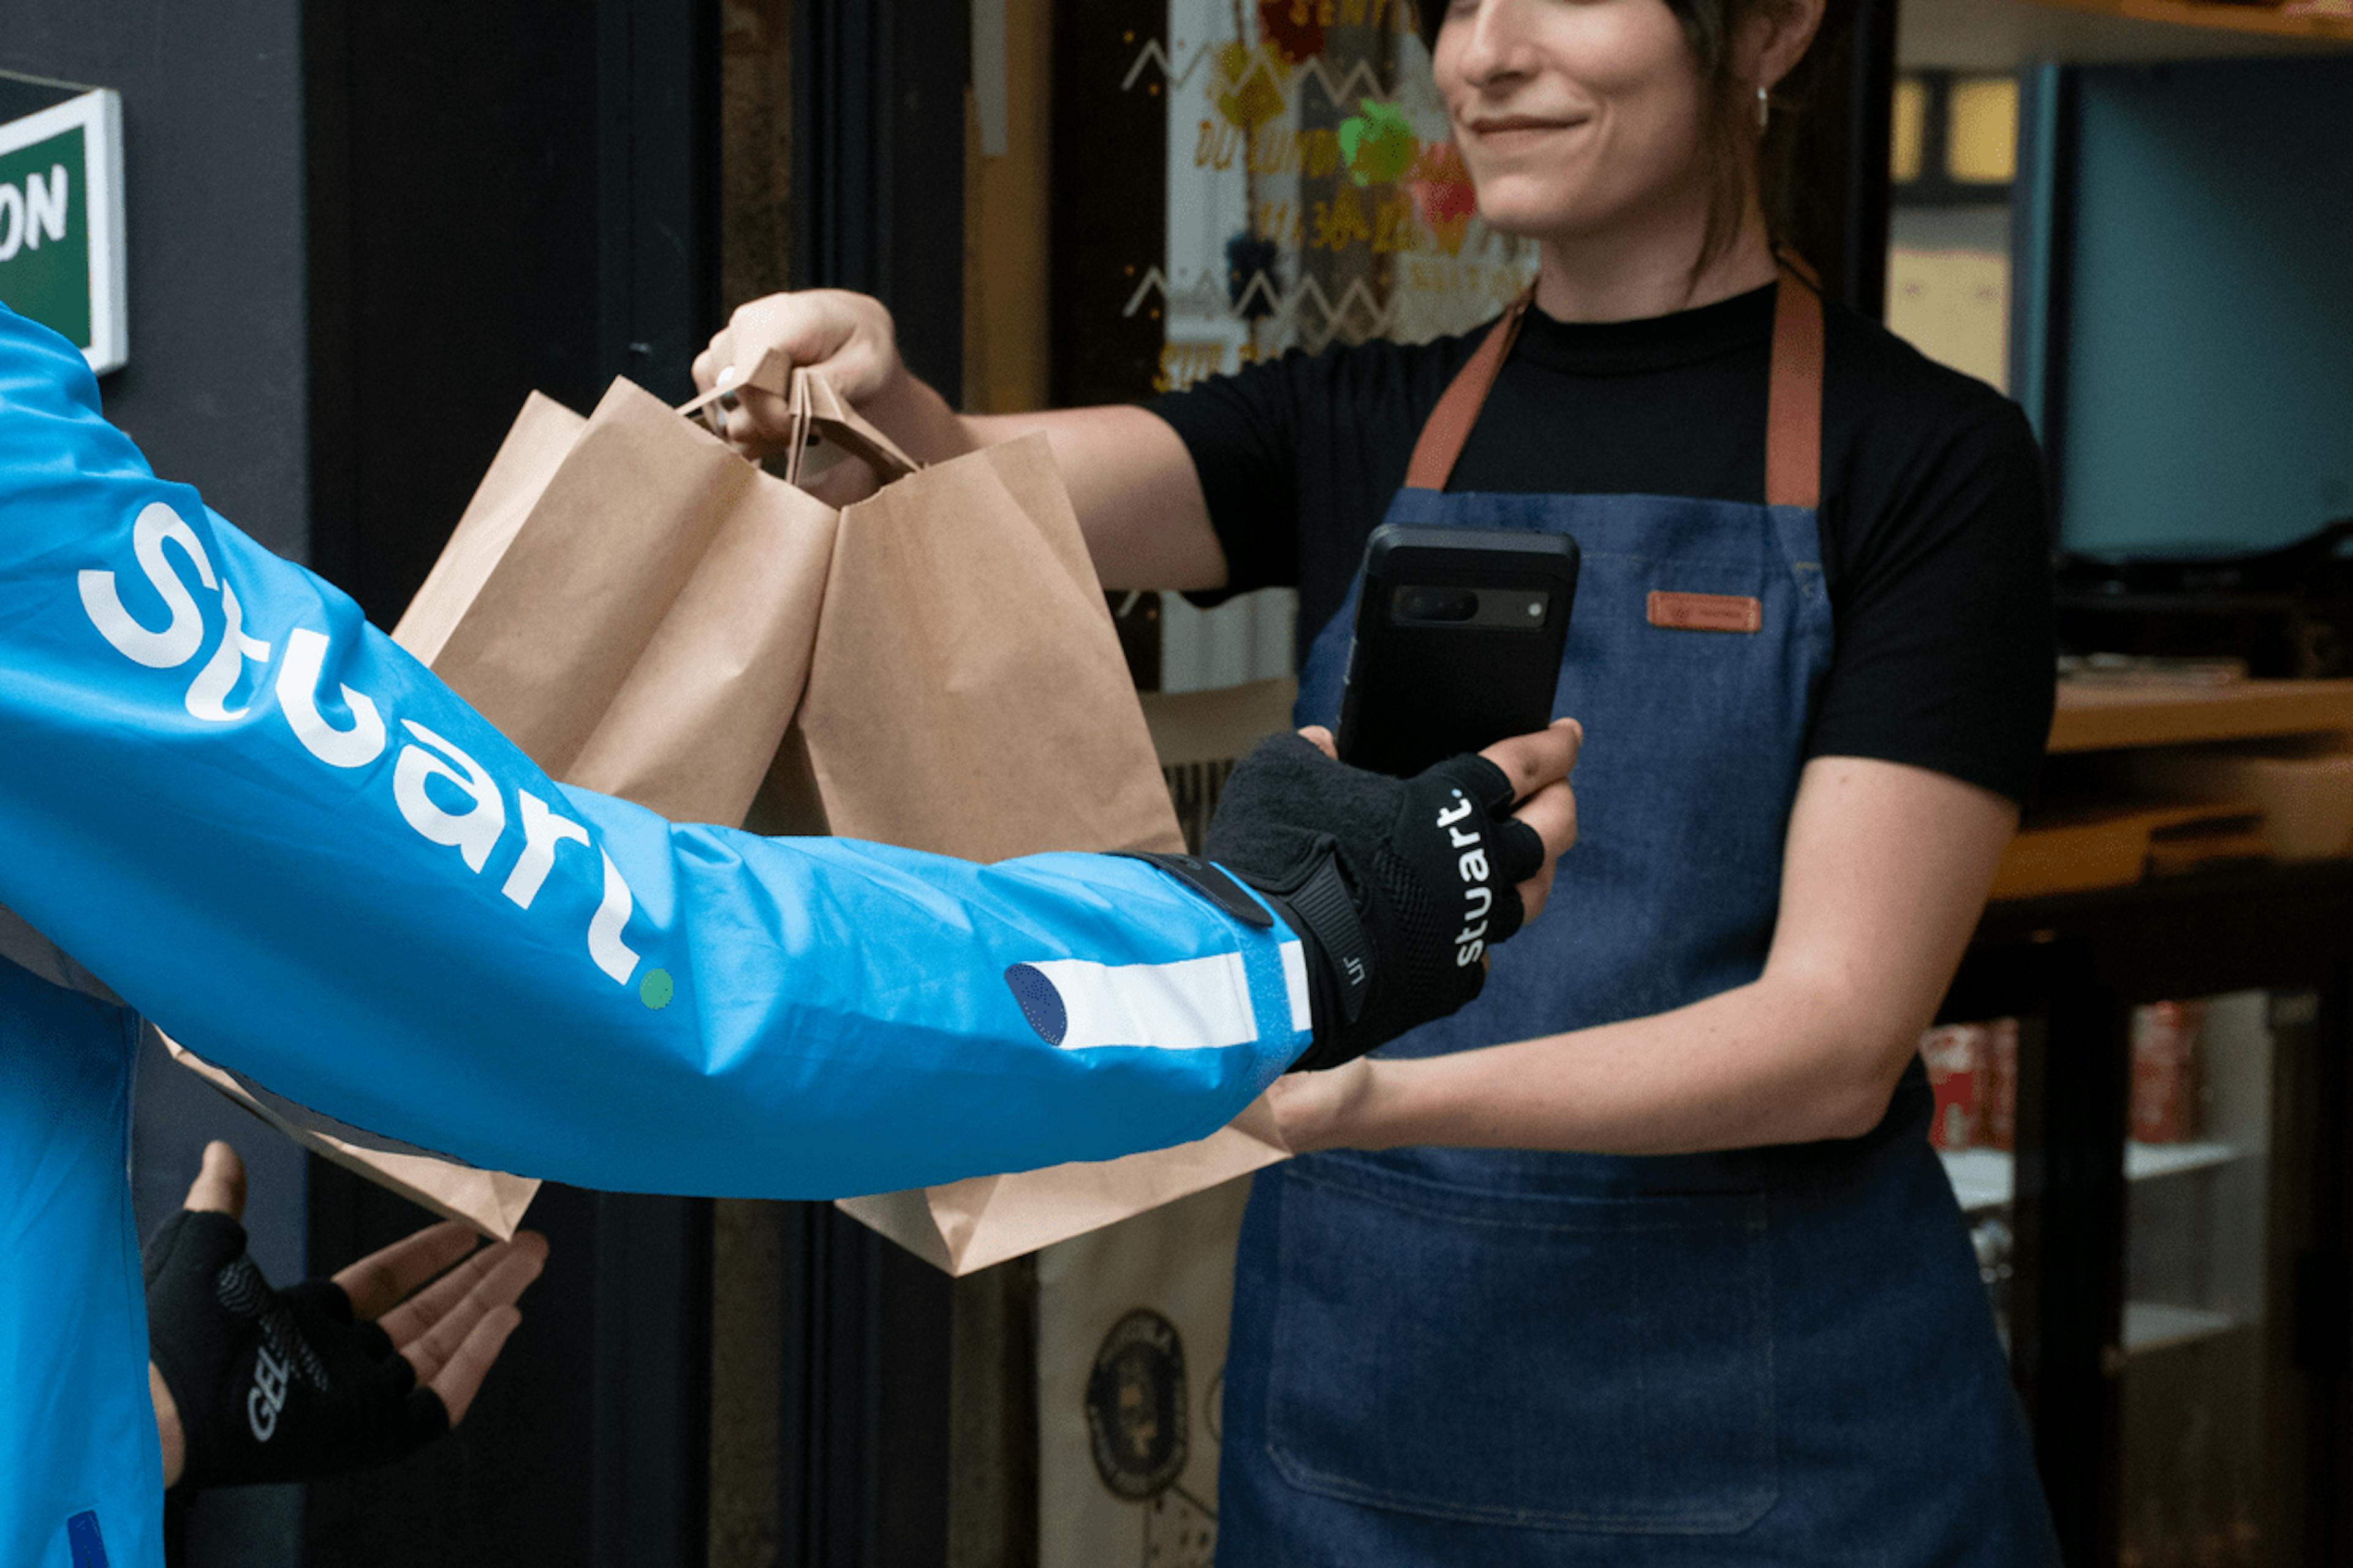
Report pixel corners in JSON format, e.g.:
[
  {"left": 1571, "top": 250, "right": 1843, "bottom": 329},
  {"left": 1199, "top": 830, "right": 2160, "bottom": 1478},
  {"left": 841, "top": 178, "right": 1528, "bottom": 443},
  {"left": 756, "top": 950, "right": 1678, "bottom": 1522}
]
[
  {"left": 145, "top": 1210, "right": 448, "bottom": 1490},
  {"left": 1183, "top": 733, "right": 1544, "bottom": 1072}
]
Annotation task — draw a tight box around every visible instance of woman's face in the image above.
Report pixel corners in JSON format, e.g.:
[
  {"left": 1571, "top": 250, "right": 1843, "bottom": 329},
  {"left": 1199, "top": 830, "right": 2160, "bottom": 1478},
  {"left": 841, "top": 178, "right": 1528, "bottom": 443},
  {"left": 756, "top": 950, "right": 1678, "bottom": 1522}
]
[{"left": 1434, "top": 0, "right": 1719, "bottom": 243}]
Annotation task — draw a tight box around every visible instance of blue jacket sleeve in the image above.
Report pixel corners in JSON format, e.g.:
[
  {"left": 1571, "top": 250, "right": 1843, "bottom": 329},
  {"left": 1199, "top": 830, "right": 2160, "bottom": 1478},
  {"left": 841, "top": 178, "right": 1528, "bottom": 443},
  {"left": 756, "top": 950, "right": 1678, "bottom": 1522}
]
[{"left": 0, "top": 308, "right": 1307, "bottom": 1199}]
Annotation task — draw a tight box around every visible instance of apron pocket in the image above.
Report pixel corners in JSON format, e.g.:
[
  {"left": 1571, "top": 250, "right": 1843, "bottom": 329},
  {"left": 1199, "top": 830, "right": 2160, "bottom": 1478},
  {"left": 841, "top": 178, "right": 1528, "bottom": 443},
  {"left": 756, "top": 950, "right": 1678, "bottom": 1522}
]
[{"left": 1264, "top": 1156, "right": 1778, "bottom": 1534}]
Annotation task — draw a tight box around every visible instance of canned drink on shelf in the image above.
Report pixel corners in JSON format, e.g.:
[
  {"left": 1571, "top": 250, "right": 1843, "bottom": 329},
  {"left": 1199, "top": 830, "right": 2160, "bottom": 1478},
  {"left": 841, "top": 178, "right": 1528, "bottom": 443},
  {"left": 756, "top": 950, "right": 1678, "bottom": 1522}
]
[
  {"left": 1984, "top": 1018, "right": 2019, "bottom": 1152},
  {"left": 2130, "top": 999, "right": 2208, "bottom": 1145},
  {"left": 1920, "top": 1023, "right": 1988, "bottom": 1150}
]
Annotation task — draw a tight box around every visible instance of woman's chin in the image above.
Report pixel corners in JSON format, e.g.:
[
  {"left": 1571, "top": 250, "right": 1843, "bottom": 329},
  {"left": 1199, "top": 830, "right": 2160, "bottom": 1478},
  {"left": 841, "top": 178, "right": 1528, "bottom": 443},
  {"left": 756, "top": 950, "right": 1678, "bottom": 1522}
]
[{"left": 1472, "top": 189, "right": 1593, "bottom": 243}]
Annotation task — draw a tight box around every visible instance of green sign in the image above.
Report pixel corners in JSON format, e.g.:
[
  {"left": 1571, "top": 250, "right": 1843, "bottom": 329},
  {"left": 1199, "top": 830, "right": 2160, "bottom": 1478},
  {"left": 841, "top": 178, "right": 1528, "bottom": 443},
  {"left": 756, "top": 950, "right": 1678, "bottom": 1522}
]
[{"left": 0, "top": 89, "right": 124, "bottom": 373}]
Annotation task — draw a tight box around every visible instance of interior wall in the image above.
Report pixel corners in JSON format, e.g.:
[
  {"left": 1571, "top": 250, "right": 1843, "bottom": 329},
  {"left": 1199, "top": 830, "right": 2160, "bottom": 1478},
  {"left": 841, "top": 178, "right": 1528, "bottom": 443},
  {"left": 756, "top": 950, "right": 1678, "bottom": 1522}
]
[
  {"left": 0, "top": 3, "right": 314, "bottom": 558},
  {"left": 2056, "top": 56, "right": 2353, "bottom": 555}
]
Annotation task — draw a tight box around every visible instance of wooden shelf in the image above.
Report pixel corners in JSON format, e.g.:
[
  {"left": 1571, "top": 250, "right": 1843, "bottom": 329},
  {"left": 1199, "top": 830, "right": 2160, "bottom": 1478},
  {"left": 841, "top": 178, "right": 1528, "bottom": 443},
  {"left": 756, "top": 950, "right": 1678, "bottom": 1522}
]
[
  {"left": 1901, "top": 0, "right": 2353, "bottom": 69},
  {"left": 2047, "top": 677, "right": 2353, "bottom": 754},
  {"left": 2036, "top": 0, "right": 2353, "bottom": 44}
]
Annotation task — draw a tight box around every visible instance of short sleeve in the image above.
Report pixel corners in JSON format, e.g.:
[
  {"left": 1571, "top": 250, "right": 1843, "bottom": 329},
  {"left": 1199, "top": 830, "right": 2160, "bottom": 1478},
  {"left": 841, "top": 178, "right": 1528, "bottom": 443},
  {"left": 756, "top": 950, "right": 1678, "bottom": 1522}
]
[
  {"left": 1149, "top": 354, "right": 1311, "bottom": 599},
  {"left": 1806, "top": 403, "right": 2056, "bottom": 806}
]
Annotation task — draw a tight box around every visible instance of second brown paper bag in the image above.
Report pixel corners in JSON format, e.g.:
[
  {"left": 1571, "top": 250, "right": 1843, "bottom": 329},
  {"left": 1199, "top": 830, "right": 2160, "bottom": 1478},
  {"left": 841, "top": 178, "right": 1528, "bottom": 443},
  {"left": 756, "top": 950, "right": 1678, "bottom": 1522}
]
[{"left": 781, "top": 396, "right": 1293, "bottom": 1274}]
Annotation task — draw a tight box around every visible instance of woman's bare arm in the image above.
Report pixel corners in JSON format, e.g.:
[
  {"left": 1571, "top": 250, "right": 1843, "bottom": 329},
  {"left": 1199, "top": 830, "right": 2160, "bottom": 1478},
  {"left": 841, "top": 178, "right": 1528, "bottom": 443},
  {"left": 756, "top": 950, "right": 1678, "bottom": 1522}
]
[
  {"left": 695, "top": 290, "right": 1228, "bottom": 591},
  {"left": 1271, "top": 754, "right": 2020, "bottom": 1155}
]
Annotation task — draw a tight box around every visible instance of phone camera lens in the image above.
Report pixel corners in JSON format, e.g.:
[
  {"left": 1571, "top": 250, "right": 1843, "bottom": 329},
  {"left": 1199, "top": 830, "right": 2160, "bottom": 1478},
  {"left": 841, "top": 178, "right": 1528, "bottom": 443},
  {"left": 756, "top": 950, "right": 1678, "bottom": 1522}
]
[{"left": 1395, "top": 586, "right": 1478, "bottom": 623}]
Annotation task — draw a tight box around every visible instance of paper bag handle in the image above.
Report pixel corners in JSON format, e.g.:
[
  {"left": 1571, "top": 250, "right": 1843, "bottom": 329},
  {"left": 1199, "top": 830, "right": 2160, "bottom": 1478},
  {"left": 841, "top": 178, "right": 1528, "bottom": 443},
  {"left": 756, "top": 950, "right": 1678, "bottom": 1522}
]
[
  {"left": 674, "top": 344, "right": 790, "bottom": 427},
  {"left": 673, "top": 348, "right": 923, "bottom": 488},
  {"left": 782, "top": 369, "right": 922, "bottom": 488}
]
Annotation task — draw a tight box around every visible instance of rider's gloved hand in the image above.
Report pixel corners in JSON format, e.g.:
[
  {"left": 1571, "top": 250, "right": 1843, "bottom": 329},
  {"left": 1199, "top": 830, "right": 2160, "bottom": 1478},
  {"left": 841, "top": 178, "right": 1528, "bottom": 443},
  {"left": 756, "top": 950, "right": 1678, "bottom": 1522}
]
[
  {"left": 145, "top": 1141, "right": 547, "bottom": 1490},
  {"left": 1141, "top": 718, "right": 1580, "bottom": 1074}
]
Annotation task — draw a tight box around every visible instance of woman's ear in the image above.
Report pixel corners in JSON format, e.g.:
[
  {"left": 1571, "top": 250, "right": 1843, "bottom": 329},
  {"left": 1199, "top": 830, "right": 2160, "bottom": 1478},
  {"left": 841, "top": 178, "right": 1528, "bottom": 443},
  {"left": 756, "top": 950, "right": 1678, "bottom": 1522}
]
[{"left": 1745, "top": 0, "right": 1829, "bottom": 99}]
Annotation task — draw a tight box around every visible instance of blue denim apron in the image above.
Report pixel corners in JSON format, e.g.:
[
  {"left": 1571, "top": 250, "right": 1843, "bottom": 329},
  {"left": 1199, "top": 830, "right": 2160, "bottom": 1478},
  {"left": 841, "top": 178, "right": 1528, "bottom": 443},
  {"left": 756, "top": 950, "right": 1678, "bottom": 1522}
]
[{"left": 1216, "top": 273, "right": 2060, "bottom": 1565}]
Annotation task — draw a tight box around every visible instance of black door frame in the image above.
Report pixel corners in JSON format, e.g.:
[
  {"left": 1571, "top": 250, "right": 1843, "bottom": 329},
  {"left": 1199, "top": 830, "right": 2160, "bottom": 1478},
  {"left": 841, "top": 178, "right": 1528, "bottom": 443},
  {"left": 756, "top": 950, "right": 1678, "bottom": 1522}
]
[{"left": 300, "top": 3, "right": 720, "bottom": 1564}]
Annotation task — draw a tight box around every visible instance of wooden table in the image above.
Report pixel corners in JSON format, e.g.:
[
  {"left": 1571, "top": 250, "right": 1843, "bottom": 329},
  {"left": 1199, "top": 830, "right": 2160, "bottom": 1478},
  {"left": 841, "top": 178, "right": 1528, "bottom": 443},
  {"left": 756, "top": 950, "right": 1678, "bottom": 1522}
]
[{"left": 2048, "top": 676, "right": 2353, "bottom": 754}]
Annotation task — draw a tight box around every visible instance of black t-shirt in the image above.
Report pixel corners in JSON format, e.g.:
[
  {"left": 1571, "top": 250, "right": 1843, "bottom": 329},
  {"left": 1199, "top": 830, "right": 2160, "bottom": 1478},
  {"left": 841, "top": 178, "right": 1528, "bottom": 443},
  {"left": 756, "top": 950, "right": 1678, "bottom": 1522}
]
[{"left": 1151, "top": 281, "right": 2057, "bottom": 806}]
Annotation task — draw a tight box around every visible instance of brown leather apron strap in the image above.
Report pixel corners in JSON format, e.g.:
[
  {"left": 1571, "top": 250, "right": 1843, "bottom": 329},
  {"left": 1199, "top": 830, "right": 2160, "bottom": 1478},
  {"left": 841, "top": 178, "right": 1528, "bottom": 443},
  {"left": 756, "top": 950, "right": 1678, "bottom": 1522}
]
[
  {"left": 1764, "top": 268, "right": 1824, "bottom": 510},
  {"left": 1400, "top": 263, "right": 1826, "bottom": 510},
  {"left": 1403, "top": 287, "right": 1534, "bottom": 491}
]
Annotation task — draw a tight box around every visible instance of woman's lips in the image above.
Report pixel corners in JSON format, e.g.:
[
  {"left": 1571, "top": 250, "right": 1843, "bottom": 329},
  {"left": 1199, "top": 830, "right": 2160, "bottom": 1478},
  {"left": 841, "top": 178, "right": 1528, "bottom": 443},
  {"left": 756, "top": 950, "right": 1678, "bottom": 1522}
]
[{"left": 1464, "top": 115, "right": 1591, "bottom": 147}]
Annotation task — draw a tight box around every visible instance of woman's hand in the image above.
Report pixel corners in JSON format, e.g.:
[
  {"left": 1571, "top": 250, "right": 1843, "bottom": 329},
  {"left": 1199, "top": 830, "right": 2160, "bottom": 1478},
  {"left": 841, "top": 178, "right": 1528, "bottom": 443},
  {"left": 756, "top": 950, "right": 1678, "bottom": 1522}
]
[{"left": 691, "top": 289, "right": 904, "bottom": 459}]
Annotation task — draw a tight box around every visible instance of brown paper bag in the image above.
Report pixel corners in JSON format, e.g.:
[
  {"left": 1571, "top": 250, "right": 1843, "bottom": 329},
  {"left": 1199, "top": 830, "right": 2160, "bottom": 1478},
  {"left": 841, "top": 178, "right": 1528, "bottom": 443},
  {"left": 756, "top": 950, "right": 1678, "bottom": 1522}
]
[
  {"left": 172, "top": 354, "right": 865, "bottom": 1237},
  {"left": 806, "top": 437, "right": 1303, "bottom": 1272},
  {"left": 161, "top": 1033, "right": 539, "bottom": 1238},
  {"left": 400, "top": 366, "right": 847, "bottom": 825}
]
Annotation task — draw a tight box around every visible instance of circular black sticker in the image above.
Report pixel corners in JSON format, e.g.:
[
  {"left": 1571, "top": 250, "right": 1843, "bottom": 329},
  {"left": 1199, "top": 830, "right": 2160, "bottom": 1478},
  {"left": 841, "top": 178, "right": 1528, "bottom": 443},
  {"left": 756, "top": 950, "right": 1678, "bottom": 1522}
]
[{"left": 1085, "top": 1308, "right": 1188, "bottom": 1501}]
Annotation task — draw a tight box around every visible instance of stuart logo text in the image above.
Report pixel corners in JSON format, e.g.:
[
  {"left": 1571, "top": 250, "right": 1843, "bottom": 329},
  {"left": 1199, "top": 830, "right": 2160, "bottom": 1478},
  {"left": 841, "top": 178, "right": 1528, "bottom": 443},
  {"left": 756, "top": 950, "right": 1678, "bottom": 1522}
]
[
  {"left": 76, "top": 500, "right": 645, "bottom": 988},
  {"left": 1434, "top": 789, "right": 1494, "bottom": 968}
]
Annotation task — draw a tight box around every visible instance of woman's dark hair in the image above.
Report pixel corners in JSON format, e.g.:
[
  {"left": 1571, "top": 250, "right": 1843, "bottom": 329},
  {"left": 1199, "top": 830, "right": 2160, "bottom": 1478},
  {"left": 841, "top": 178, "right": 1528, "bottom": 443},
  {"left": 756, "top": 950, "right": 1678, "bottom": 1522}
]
[{"left": 1417, "top": 0, "right": 1853, "bottom": 277}]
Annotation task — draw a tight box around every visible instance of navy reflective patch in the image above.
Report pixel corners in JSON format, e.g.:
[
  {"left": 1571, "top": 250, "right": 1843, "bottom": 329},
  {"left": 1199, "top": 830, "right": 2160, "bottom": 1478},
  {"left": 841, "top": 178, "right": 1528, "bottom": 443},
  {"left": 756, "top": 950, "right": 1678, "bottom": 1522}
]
[
  {"left": 66, "top": 1511, "right": 110, "bottom": 1568},
  {"left": 1004, "top": 964, "right": 1067, "bottom": 1047}
]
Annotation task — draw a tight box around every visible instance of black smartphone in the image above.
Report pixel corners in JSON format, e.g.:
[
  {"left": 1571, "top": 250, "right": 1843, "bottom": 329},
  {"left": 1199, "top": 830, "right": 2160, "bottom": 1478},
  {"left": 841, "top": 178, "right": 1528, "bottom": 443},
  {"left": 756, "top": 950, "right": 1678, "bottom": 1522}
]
[{"left": 1335, "top": 525, "right": 1580, "bottom": 778}]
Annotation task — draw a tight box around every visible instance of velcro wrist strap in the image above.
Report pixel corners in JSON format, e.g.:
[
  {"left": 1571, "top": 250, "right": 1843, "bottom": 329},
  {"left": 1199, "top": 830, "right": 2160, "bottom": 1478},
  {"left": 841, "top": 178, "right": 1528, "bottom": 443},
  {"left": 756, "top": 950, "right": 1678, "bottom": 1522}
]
[
  {"left": 1112, "top": 851, "right": 1274, "bottom": 928},
  {"left": 1271, "top": 854, "right": 1373, "bottom": 1026}
]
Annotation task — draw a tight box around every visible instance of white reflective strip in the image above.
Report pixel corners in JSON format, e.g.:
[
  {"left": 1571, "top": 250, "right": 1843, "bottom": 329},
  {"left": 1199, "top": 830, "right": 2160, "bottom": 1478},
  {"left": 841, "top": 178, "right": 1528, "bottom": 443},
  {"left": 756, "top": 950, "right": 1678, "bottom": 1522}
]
[
  {"left": 1279, "top": 940, "right": 1312, "bottom": 1035},
  {"left": 1026, "top": 952, "right": 1257, "bottom": 1051}
]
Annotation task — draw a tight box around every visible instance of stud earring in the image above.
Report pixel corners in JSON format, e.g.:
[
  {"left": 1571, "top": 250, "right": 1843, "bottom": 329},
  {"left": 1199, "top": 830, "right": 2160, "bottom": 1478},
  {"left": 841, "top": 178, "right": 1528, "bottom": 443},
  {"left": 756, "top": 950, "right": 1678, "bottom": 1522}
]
[{"left": 1756, "top": 83, "right": 1770, "bottom": 131}]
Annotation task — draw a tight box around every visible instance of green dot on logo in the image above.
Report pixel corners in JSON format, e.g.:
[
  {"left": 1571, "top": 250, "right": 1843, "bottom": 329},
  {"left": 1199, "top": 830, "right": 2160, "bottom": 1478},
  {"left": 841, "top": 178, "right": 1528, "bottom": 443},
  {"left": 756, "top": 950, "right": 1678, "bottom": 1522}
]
[{"left": 639, "top": 968, "right": 675, "bottom": 1010}]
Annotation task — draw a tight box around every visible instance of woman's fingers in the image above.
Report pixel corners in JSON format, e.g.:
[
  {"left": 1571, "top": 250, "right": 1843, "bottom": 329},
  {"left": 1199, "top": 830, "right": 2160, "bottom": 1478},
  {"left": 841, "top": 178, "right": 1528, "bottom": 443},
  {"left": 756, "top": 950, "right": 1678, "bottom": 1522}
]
[
  {"left": 1478, "top": 716, "right": 1583, "bottom": 805},
  {"left": 375, "top": 1230, "right": 546, "bottom": 1345},
  {"left": 400, "top": 1245, "right": 548, "bottom": 1388},
  {"left": 689, "top": 327, "right": 732, "bottom": 394},
  {"left": 427, "top": 1306, "right": 525, "bottom": 1430},
  {"left": 1506, "top": 777, "right": 1578, "bottom": 920},
  {"left": 722, "top": 393, "right": 794, "bottom": 458},
  {"left": 180, "top": 1140, "right": 247, "bottom": 1220},
  {"left": 1296, "top": 724, "right": 1339, "bottom": 761},
  {"left": 1517, "top": 857, "right": 1561, "bottom": 923},
  {"left": 332, "top": 1221, "right": 482, "bottom": 1322}
]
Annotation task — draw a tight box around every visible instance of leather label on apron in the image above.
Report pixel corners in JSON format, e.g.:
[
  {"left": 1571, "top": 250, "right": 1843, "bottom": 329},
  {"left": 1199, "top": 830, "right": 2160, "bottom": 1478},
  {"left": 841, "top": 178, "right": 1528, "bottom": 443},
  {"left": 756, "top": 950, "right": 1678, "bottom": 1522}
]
[{"left": 1647, "top": 590, "right": 1763, "bottom": 634}]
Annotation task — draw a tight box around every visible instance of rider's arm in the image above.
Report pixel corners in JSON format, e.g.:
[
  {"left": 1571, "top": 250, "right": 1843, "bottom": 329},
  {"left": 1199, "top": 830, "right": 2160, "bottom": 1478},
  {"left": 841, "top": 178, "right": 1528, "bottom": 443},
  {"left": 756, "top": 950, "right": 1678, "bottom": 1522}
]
[{"left": 0, "top": 306, "right": 1304, "bottom": 1199}]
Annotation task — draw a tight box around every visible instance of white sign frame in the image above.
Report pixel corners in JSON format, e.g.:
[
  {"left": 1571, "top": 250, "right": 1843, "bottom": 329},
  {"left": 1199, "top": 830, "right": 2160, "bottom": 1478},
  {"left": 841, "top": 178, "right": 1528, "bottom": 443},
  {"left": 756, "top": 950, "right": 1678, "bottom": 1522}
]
[{"left": 0, "top": 88, "right": 127, "bottom": 374}]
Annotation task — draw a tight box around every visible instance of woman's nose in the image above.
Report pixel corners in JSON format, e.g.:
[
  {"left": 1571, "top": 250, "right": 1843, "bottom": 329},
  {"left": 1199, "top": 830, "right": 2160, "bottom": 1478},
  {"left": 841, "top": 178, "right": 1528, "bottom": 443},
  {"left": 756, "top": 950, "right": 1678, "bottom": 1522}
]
[{"left": 1452, "top": 0, "right": 1540, "bottom": 88}]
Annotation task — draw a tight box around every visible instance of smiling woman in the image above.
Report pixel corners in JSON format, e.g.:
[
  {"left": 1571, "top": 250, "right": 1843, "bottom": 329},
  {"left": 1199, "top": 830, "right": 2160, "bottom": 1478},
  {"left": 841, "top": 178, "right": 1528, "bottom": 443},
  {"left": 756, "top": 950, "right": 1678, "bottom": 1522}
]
[
  {"left": 1430, "top": 0, "right": 1849, "bottom": 278},
  {"left": 700, "top": 0, "right": 2064, "bottom": 1558}
]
